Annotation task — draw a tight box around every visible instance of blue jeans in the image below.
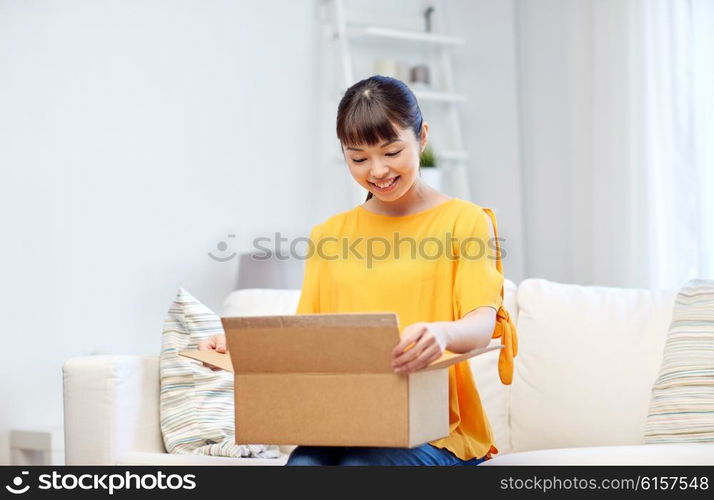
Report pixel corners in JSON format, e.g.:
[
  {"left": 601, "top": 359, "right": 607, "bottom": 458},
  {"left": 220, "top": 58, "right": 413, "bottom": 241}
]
[{"left": 286, "top": 444, "right": 488, "bottom": 466}]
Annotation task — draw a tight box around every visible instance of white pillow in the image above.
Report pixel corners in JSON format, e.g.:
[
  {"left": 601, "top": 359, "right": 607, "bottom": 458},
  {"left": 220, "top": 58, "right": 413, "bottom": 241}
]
[
  {"left": 159, "top": 288, "right": 280, "bottom": 458},
  {"left": 510, "top": 278, "right": 677, "bottom": 451}
]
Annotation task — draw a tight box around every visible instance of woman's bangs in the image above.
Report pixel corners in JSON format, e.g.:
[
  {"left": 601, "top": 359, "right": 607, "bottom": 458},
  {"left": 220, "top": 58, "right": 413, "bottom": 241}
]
[{"left": 339, "top": 104, "right": 399, "bottom": 148}]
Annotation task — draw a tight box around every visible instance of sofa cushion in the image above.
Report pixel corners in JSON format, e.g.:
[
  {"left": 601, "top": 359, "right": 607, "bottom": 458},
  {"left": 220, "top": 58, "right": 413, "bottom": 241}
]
[
  {"left": 510, "top": 279, "right": 677, "bottom": 452},
  {"left": 645, "top": 279, "right": 714, "bottom": 444},
  {"left": 480, "top": 443, "right": 714, "bottom": 465},
  {"left": 159, "top": 288, "right": 280, "bottom": 459}
]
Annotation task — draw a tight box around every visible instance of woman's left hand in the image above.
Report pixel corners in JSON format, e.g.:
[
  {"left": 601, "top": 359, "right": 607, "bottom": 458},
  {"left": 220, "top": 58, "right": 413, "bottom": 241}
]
[{"left": 391, "top": 322, "right": 448, "bottom": 374}]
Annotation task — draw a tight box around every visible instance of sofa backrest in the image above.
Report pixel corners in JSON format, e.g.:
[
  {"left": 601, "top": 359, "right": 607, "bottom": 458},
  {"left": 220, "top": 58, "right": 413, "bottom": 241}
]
[
  {"left": 510, "top": 279, "right": 677, "bottom": 453},
  {"left": 221, "top": 280, "right": 520, "bottom": 319},
  {"left": 223, "top": 280, "right": 682, "bottom": 456},
  {"left": 223, "top": 288, "right": 302, "bottom": 317}
]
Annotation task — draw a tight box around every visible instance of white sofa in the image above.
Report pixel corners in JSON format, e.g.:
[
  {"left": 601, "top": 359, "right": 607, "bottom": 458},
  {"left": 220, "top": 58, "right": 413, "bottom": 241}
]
[{"left": 62, "top": 278, "right": 714, "bottom": 465}]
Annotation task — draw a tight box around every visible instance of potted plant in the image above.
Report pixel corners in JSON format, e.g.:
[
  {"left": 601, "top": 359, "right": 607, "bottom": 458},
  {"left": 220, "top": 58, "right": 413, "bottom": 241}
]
[{"left": 419, "top": 145, "right": 442, "bottom": 190}]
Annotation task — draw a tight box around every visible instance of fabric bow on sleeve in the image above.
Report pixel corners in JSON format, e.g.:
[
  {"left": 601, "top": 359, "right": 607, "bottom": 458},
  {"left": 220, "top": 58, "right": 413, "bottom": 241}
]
[
  {"left": 482, "top": 207, "right": 519, "bottom": 386},
  {"left": 492, "top": 305, "right": 518, "bottom": 385}
]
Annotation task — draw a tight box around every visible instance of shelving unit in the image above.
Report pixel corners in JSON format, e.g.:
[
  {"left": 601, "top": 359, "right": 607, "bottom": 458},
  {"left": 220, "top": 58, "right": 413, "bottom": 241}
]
[{"left": 325, "top": 0, "right": 472, "bottom": 205}]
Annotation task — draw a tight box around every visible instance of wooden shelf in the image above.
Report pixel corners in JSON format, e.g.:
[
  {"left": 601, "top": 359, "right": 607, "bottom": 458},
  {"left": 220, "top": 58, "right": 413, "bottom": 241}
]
[
  {"left": 413, "top": 89, "right": 466, "bottom": 103},
  {"left": 346, "top": 24, "right": 464, "bottom": 46},
  {"left": 438, "top": 150, "right": 469, "bottom": 161}
]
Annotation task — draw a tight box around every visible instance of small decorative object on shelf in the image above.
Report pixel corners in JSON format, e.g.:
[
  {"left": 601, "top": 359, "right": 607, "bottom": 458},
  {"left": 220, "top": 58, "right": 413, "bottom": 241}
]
[
  {"left": 374, "top": 58, "right": 398, "bottom": 78},
  {"left": 410, "top": 64, "right": 431, "bottom": 88},
  {"left": 424, "top": 5, "right": 435, "bottom": 33},
  {"left": 374, "top": 58, "right": 409, "bottom": 82},
  {"left": 419, "top": 145, "right": 443, "bottom": 191}
]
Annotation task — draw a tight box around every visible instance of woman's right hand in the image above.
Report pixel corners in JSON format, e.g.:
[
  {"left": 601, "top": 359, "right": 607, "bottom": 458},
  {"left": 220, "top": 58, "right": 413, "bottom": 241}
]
[{"left": 197, "top": 334, "right": 227, "bottom": 371}]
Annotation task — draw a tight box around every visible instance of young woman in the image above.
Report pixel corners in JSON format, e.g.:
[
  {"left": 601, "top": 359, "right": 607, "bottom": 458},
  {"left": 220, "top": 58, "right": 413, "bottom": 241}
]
[{"left": 200, "top": 75, "right": 517, "bottom": 466}]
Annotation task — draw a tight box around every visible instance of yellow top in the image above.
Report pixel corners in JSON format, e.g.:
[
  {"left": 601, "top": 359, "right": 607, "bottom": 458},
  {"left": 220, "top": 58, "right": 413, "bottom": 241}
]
[{"left": 295, "top": 197, "right": 517, "bottom": 460}]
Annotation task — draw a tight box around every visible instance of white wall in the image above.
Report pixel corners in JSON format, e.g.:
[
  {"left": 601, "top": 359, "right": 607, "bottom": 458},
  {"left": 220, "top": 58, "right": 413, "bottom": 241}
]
[
  {"left": 515, "top": 0, "right": 651, "bottom": 288},
  {"left": 445, "top": 0, "right": 525, "bottom": 283},
  {"left": 0, "top": 0, "right": 335, "bottom": 465},
  {"left": 0, "top": 0, "right": 524, "bottom": 464}
]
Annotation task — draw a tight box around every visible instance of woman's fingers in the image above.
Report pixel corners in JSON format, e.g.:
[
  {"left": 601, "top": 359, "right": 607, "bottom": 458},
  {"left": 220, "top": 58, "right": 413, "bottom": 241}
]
[
  {"left": 197, "top": 334, "right": 226, "bottom": 352},
  {"left": 392, "top": 339, "right": 426, "bottom": 369},
  {"left": 394, "top": 343, "right": 441, "bottom": 374},
  {"left": 392, "top": 327, "right": 441, "bottom": 369},
  {"left": 196, "top": 334, "right": 227, "bottom": 370},
  {"left": 392, "top": 324, "right": 426, "bottom": 357},
  {"left": 197, "top": 336, "right": 216, "bottom": 351},
  {"left": 214, "top": 335, "right": 227, "bottom": 353}
]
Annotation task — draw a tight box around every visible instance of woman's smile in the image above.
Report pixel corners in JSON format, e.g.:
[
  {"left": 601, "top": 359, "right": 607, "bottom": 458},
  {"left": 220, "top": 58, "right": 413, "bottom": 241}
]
[{"left": 369, "top": 176, "right": 400, "bottom": 192}]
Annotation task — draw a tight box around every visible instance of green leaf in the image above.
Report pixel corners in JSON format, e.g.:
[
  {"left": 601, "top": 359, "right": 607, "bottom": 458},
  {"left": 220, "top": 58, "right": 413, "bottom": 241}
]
[{"left": 420, "top": 145, "right": 437, "bottom": 167}]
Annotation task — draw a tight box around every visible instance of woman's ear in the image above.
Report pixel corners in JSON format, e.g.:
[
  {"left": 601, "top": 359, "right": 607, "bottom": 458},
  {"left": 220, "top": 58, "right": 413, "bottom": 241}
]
[{"left": 419, "top": 121, "right": 430, "bottom": 151}]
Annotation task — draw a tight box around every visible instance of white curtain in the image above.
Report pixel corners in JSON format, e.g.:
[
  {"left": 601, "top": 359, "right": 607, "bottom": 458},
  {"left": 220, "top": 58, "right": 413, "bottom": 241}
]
[
  {"left": 517, "top": 0, "right": 713, "bottom": 290},
  {"left": 691, "top": 0, "right": 714, "bottom": 281},
  {"left": 636, "top": 0, "right": 713, "bottom": 289}
]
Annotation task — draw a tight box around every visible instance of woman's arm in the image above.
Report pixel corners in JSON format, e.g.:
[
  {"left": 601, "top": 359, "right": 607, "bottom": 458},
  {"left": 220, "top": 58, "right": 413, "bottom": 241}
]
[
  {"left": 436, "top": 306, "right": 497, "bottom": 353},
  {"left": 391, "top": 306, "right": 497, "bottom": 374}
]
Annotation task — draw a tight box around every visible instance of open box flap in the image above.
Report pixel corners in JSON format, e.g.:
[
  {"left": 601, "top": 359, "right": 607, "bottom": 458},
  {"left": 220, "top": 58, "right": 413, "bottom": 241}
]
[
  {"left": 179, "top": 338, "right": 503, "bottom": 374},
  {"left": 222, "top": 312, "right": 401, "bottom": 373},
  {"left": 419, "top": 344, "right": 503, "bottom": 371},
  {"left": 179, "top": 349, "right": 234, "bottom": 373}
]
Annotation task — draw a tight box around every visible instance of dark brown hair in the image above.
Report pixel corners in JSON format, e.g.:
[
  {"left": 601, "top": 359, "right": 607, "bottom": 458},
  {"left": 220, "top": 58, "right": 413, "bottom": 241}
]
[{"left": 336, "top": 75, "right": 424, "bottom": 202}]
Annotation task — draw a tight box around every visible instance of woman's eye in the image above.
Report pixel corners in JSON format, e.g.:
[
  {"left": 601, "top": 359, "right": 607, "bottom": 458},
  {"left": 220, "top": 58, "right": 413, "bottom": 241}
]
[
  {"left": 352, "top": 158, "right": 366, "bottom": 163},
  {"left": 386, "top": 149, "right": 403, "bottom": 157}
]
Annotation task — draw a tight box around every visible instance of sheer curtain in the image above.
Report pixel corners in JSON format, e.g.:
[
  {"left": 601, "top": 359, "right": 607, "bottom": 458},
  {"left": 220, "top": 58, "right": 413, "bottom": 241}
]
[
  {"left": 635, "top": 0, "right": 713, "bottom": 290},
  {"left": 691, "top": 0, "right": 714, "bottom": 281},
  {"left": 517, "top": 0, "right": 712, "bottom": 290}
]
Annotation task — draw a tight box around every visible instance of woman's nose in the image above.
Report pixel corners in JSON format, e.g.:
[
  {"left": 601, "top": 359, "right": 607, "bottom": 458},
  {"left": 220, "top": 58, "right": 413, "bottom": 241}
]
[{"left": 369, "top": 161, "right": 390, "bottom": 178}]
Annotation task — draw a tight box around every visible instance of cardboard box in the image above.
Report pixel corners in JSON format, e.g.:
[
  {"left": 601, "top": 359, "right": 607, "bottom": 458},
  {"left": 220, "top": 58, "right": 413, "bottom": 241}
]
[{"left": 180, "top": 312, "right": 500, "bottom": 448}]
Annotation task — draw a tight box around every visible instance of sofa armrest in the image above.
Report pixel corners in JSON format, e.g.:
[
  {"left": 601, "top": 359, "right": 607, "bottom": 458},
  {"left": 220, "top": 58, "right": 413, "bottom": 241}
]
[
  {"left": 63, "top": 355, "right": 296, "bottom": 465},
  {"left": 62, "top": 355, "right": 165, "bottom": 465}
]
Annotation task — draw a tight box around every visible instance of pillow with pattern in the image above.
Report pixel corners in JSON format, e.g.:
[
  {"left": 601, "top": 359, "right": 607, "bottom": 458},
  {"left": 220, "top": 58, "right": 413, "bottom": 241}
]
[
  {"left": 644, "top": 279, "right": 714, "bottom": 444},
  {"left": 159, "top": 288, "right": 280, "bottom": 458}
]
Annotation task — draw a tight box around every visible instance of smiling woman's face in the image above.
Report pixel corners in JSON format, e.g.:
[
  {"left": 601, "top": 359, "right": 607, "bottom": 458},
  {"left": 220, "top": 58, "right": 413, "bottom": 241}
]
[{"left": 342, "top": 122, "right": 429, "bottom": 202}]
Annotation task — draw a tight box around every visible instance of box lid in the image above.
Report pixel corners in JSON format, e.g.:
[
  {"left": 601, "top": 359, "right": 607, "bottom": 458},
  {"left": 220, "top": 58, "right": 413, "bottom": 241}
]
[
  {"left": 223, "top": 312, "right": 398, "bottom": 373},
  {"left": 179, "top": 312, "right": 503, "bottom": 374}
]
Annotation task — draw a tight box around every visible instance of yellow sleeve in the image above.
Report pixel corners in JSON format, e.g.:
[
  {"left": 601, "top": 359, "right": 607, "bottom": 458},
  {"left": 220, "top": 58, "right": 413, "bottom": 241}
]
[
  {"left": 452, "top": 206, "right": 504, "bottom": 319},
  {"left": 296, "top": 226, "right": 321, "bottom": 314}
]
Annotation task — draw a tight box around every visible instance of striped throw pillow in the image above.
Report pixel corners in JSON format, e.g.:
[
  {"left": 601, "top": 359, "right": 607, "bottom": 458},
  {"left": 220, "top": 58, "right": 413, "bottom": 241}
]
[
  {"left": 159, "top": 288, "right": 280, "bottom": 458},
  {"left": 644, "top": 279, "right": 714, "bottom": 443}
]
